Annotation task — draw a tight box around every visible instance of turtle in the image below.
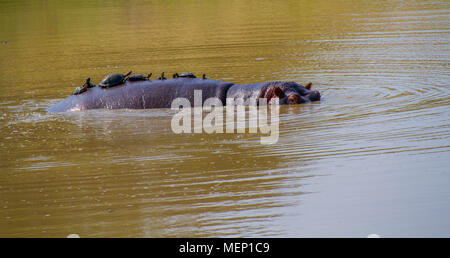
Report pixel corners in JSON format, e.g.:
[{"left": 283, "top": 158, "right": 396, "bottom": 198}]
[
  {"left": 98, "top": 71, "right": 132, "bottom": 88},
  {"left": 178, "top": 72, "right": 196, "bottom": 78},
  {"left": 157, "top": 72, "right": 166, "bottom": 80},
  {"left": 73, "top": 78, "right": 94, "bottom": 95},
  {"left": 127, "top": 73, "right": 152, "bottom": 82},
  {"left": 86, "top": 77, "right": 96, "bottom": 88}
]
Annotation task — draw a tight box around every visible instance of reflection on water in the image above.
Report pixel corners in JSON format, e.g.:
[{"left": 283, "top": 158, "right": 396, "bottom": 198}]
[{"left": 1, "top": 0, "right": 449, "bottom": 237}]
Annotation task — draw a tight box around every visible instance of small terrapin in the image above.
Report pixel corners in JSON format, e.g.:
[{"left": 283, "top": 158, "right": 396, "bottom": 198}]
[
  {"left": 157, "top": 72, "right": 166, "bottom": 80},
  {"left": 73, "top": 78, "right": 95, "bottom": 95},
  {"left": 98, "top": 71, "right": 132, "bottom": 88},
  {"left": 128, "top": 73, "right": 152, "bottom": 81},
  {"left": 178, "top": 72, "right": 196, "bottom": 78}
]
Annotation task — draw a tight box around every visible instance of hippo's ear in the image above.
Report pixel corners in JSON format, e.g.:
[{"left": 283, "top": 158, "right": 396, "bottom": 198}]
[
  {"left": 305, "top": 82, "right": 312, "bottom": 90},
  {"left": 273, "top": 86, "right": 284, "bottom": 98}
]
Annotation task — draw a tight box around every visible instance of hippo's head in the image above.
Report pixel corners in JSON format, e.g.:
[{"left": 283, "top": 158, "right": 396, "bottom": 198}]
[{"left": 262, "top": 82, "right": 321, "bottom": 105}]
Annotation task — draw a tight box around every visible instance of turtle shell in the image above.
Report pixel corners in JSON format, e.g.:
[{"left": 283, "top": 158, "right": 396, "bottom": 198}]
[
  {"left": 178, "top": 72, "right": 196, "bottom": 78},
  {"left": 99, "top": 71, "right": 131, "bottom": 88},
  {"left": 128, "top": 73, "right": 151, "bottom": 81},
  {"left": 73, "top": 85, "right": 87, "bottom": 95}
]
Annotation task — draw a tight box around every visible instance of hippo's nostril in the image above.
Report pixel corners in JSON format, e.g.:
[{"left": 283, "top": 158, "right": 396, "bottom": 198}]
[{"left": 307, "top": 91, "right": 321, "bottom": 101}]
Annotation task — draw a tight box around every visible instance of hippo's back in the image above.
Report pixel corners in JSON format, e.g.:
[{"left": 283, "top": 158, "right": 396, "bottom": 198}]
[
  {"left": 225, "top": 83, "right": 267, "bottom": 105},
  {"left": 47, "top": 79, "right": 234, "bottom": 112}
]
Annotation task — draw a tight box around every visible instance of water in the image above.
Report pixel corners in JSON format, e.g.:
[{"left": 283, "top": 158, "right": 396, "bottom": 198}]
[{"left": 0, "top": 0, "right": 449, "bottom": 237}]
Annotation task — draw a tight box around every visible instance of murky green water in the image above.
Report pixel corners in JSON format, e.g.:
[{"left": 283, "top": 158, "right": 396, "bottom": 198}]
[{"left": 1, "top": 0, "right": 449, "bottom": 237}]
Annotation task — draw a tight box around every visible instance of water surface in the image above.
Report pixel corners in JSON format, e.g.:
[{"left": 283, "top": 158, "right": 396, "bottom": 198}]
[{"left": 0, "top": 0, "right": 449, "bottom": 237}]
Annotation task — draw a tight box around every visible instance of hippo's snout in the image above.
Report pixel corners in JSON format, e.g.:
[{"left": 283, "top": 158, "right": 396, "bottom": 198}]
[{"left": 306, "top": 90, "right": 321, "bottom": 102}]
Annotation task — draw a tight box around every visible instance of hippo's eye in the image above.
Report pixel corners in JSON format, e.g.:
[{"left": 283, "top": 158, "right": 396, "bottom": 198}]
[{"left": 287, "top": 94, "right": 302, "bottom": 104}]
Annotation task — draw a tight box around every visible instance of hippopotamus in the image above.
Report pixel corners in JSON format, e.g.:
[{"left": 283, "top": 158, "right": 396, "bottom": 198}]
[{"left": 47, "top": 77, "right": 320, "bottom": 112}]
